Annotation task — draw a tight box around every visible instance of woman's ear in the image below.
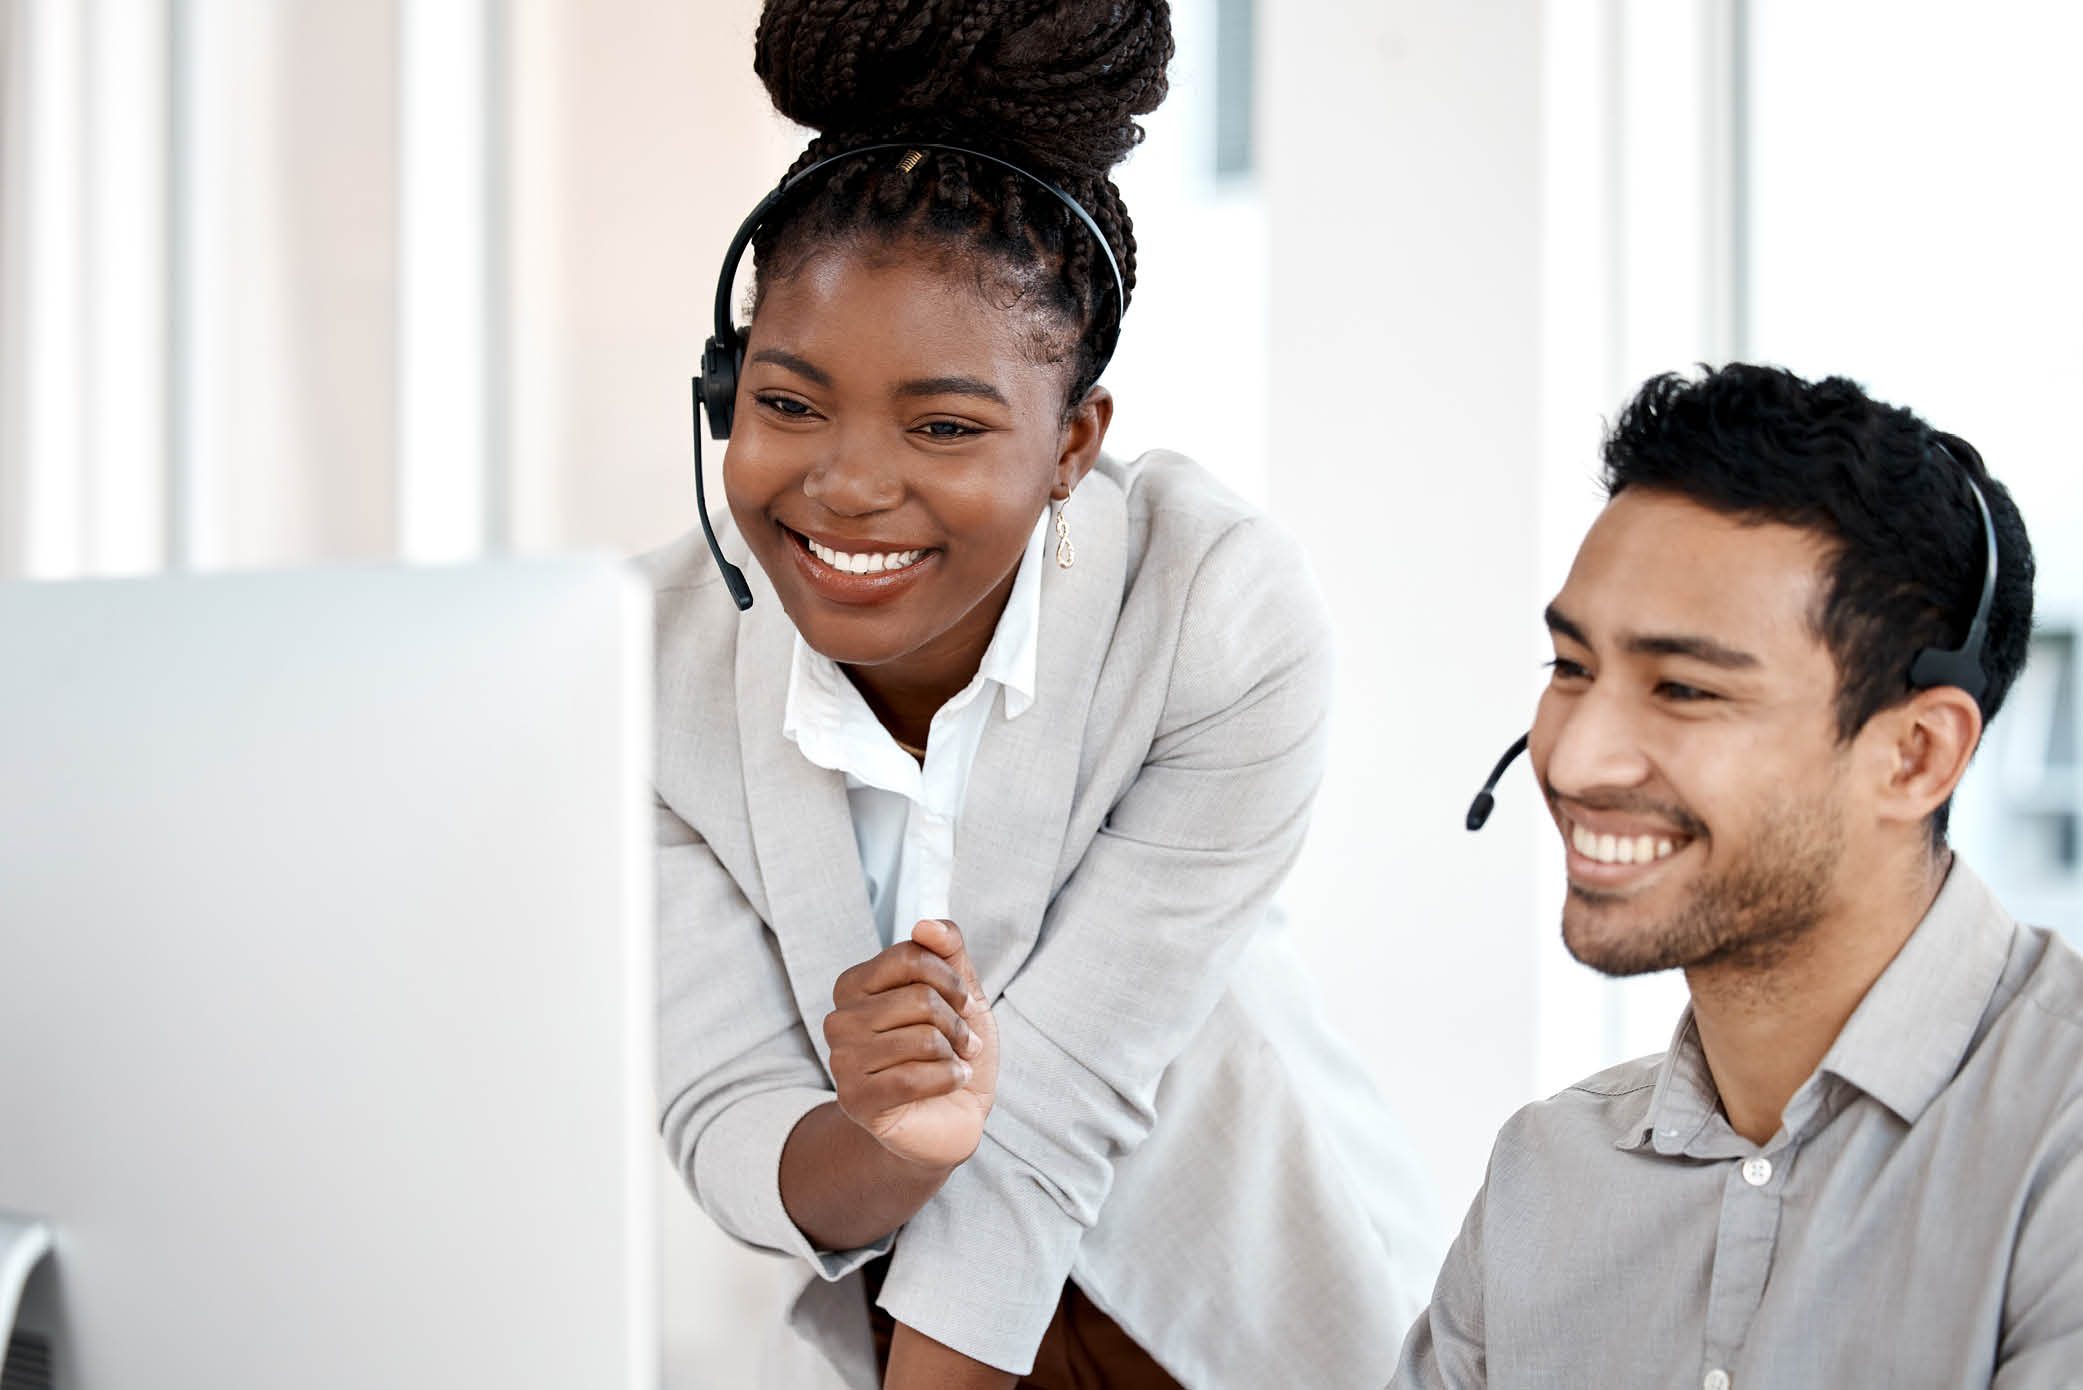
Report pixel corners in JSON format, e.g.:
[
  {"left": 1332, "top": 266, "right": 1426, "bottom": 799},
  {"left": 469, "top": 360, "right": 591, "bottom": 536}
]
[
  {"left": 1052, "top": 386, "right": 1113, "bottom": 500},
  {"left": 1866, "top": 685, "right": 1985, "bottom": 829}
]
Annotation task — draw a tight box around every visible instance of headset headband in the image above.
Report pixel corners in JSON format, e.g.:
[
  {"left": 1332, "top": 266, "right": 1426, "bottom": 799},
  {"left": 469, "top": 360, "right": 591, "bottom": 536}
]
[
  {"left": 712, "top": 140, "right": 1128, "bottom": 372},
  {"left": 1907, "top": 434, "right": 2000, "bottom": 710}
]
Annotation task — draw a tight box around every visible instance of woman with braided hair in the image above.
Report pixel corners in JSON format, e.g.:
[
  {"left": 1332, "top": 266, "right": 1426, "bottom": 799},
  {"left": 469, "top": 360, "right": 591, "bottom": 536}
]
[{"left": 648, "top": 3, "right": 1439, "bottom": 1386}]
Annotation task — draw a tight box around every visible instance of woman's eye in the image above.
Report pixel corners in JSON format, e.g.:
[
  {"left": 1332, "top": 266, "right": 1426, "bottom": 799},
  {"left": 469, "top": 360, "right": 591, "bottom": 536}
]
[
  {"left": 917, "top": 419, "right": 981, "bottom": 440},
  {"left": 1545, "top": 657, "right": 1590, "bottom": 682},
  {"left": 755, "top": 394, "right": 813, "bottom": 418}
]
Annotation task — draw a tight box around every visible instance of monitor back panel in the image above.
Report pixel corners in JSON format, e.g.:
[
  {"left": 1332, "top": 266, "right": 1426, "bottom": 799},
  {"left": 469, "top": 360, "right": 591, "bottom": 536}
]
[{"left": 0, "top": 559, "right": 656, "bottom": 1390}]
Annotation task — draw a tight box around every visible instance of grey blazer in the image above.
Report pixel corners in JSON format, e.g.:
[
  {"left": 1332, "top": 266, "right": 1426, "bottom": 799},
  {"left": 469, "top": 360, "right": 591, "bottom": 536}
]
[{"left": 646, "top": 451, "right": 1439, "bottom": 1389}]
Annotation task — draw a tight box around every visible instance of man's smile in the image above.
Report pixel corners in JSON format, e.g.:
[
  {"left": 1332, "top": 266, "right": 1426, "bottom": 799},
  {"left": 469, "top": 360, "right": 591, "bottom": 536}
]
[{"left": 1557, "top": 806, "right": 1702, "bottom": 892}]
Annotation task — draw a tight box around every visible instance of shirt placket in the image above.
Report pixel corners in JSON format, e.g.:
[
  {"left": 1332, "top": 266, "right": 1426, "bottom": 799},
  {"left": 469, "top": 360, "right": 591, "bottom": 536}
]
[
  {"left": 903, "top": 699, "right": 970, "bottom": 928},
  {"left": 1696, "top": 1143, "right": 1790, "bottom": 1389}
]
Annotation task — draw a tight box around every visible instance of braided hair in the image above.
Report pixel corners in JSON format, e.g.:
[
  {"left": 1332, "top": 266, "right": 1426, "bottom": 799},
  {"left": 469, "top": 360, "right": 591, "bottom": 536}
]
[{"left": 750, "top": 1, "right": 1174, "bottom": 411}]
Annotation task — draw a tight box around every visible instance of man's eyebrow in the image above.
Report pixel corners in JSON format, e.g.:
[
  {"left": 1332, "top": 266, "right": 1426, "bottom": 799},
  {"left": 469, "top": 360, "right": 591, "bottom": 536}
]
[
  {"left": 1544, "top": 604, "right": 1589, "bottom": 647},
  {"left": 1623, "top": 633, "right": 1760, "bottom": 669},
  {"left": 894, "top": 375, "right": 1010, "bottom": 406},
  {"left": 1545, "top": 604, "right": 1761, "bottom": 670},
  {"left": 749, "top": 348, "right": 831, "bottom": 387}
]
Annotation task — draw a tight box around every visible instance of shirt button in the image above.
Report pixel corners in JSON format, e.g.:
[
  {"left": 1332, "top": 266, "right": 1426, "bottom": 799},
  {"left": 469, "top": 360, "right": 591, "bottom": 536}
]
[
  {"left": 1704, "top": 1371, "right": 1731, "bottom": 1390},
  {"left": 1741, "top": 1157, "right": 1773, "bottom": 1187}
]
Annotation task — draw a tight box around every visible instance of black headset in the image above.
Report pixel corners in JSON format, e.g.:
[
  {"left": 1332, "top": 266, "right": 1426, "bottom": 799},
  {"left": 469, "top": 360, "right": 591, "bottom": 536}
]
[
  {"left": 689, "top": 141, "right": 1128, "bottom": 611},
  {"left": 1466, "top": 434, "right": 2003, "bottom": 830}
]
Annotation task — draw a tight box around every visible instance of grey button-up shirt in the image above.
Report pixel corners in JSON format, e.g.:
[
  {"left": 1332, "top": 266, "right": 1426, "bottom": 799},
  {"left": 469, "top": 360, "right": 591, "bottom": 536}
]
[{"left": 1395, "top": 860, "right": 2083, "bottom": 1388}]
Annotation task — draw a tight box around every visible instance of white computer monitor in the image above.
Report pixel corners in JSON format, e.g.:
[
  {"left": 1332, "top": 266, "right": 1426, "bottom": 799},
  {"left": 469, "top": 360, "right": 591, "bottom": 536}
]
[{"left": 0, "top": 557, "right": 657, "bottom": 1390}]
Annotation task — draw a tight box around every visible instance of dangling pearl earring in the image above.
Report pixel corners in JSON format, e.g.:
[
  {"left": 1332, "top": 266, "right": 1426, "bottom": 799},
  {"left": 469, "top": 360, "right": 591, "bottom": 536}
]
[{"left": 1054, "top": 493, "right": 1076, "bottom": 569}]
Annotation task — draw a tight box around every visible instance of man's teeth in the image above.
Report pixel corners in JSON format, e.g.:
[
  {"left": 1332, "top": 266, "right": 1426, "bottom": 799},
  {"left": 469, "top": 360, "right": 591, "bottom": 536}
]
[
  {"left": 1570, "top": 822, "right": 1679, "bottom": 866},
  {"left": 805, "top": 537, "right": 926, "bottom": 575}
]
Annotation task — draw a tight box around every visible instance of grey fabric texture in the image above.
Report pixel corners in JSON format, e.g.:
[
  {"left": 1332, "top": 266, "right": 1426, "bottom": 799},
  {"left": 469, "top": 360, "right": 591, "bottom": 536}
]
[
  {"left": 647, "top": 452, "right": 1441, "bottom": 1388},
  {"left": 1395, "top": 859, "right": 2083, "bottom": 1389}
]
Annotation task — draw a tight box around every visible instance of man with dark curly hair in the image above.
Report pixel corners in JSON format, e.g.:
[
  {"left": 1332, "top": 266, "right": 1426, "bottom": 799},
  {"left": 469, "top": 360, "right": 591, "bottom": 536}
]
[{"left": 1396, "top": 363, "right": 2083, "bottom": 1388}]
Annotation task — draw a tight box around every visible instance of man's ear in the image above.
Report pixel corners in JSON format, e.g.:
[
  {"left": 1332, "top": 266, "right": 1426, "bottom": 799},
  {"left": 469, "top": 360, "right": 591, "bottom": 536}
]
[
  {"left": 1052, "top": 386, "right": 1112, "bottom": 500},
  {"left": 1864, "top": 685, "right": 1985, "bottom": 829}
]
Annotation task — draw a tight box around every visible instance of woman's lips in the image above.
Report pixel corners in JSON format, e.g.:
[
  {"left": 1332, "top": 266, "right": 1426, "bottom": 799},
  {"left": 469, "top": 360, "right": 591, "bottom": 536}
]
[{"left": 780, "top": 524, "right": 939, "bottom": 605}]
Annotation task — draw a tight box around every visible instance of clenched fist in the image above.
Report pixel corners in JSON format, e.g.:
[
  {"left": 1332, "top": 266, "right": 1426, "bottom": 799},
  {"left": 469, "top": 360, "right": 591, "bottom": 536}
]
[{"left": 823, "top": 918, "right": 999, "bottom": 1170}]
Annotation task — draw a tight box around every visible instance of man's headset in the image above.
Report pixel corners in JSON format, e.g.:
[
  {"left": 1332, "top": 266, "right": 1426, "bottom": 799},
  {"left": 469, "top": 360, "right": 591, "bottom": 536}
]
[
  {"left": 689, "top": 142, "right": 1128, "bottom": 612},
  {"left": 1465, "top": 434, "right": 2002, "bottom": 830}
]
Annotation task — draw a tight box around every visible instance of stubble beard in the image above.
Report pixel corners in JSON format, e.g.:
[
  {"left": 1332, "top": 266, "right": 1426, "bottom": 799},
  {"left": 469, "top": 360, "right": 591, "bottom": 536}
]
[{"left": 1562, "top": 790, "right": 1846, "bottom": 979}]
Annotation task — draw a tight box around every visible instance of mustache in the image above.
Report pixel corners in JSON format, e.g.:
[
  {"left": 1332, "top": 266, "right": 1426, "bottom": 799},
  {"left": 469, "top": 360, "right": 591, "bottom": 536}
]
[{"left": 1542, "top": 781, "right": 1710, "bottom": 841}]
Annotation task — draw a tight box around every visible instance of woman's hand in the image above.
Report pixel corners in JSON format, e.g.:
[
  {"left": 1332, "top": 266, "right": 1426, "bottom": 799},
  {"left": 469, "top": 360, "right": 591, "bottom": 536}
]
[{"left": 824, "top": 918, "right": 999, "bottom": 1171}]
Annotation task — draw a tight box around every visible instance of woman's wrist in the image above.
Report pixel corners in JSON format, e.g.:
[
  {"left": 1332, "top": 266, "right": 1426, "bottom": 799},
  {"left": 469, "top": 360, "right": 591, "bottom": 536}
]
[
  {"left": 780, "top": 1101, "right": 957, "bottom": 1251},
  {"left": 884, "top": 1319, "right": 1019, "bottom": 1390}
]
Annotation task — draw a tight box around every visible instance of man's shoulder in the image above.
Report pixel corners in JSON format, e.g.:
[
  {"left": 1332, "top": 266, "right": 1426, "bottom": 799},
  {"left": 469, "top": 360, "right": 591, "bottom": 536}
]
[
  {"left": 2012, "top": 922, "right": 2083, "bottom": 1036},
  {"left": 1489, "top": 1054, "right": 1665, "bottom": 1172},
  {"left": 1972, "top": 924, "right": 2083, "bottom": 1148}
]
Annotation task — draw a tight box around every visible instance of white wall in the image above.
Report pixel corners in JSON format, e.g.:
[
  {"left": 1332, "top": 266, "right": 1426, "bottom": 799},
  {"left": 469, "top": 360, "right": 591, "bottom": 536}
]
[
  {"left": 1263, "top": 1, "right": 1549, "bottom": 1224},
  {"left": 508, "top": 0, "right": 799, "bottom": 561}
]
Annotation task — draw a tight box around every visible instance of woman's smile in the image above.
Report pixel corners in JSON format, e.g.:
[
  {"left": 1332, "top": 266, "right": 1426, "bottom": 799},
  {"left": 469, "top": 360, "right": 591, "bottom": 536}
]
[{"left": 781, "top": 520, "right": 943, "bottom": 605}]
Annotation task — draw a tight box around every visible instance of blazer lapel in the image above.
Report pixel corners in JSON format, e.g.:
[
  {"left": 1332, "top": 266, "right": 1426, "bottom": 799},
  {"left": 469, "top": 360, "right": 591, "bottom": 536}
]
[
  {"left": 734, "top": 565, "right": 880, "bottom": 1071},
  {"left": 949, "top": 471, "right": 1128, "bottom": 999}
]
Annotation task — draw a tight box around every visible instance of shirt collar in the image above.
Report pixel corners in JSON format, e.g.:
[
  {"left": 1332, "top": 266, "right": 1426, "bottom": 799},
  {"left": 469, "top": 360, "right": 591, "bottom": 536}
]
[
  {"left": 1617, "top": 1008, "right": 1725, "bottom": 1156},
  {"left": 1614, "top": 856, "right": 2015, "bottom": 1152},
  {"left": 779, "top": 508, "right": 1049, "bottom": 781},
  {"left": 972, "top": 508, "right": 1048, "bottom": 721},
  {"left": 1814, "top": 856, "right": 2014, "bottom": 1126}
]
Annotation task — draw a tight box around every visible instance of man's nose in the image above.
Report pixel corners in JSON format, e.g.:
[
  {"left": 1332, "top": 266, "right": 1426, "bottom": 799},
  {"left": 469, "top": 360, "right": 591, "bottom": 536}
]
[
  {"left": 1539, "top": 685, "right": 1654, "bottom": 799},
  {"left": 803, "top": 431, "right": 902, "bottom": 516}
]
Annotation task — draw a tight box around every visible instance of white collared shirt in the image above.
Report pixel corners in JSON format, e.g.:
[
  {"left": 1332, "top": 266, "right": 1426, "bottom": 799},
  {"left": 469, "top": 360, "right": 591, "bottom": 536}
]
[{"left": 781, "top": 511, "right": 1048, "bottom": 946}]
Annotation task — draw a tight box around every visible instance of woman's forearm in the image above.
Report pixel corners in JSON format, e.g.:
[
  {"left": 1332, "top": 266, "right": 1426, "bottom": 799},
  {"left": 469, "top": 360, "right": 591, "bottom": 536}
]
[
  {"left": 884, "top": 1321, "right": 1019, "bottom": 1390},
  {"left": 779, "top": 1100, "right": 952, "bottom": 1250}
]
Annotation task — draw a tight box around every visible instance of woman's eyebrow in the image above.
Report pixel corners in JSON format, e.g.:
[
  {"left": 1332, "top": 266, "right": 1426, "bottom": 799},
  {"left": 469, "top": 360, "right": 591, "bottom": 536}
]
[
  {"left": 894, "top": 375, "right": 1009, "bottom": 406},
  {"left": 749, "top": 347, "right": 831, "bottom": 386}
]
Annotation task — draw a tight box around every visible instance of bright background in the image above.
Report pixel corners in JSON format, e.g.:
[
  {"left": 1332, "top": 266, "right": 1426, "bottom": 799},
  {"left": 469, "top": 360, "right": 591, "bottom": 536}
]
[{"left": 4, "top": 2, "right": 2079, "bottom": 1385}]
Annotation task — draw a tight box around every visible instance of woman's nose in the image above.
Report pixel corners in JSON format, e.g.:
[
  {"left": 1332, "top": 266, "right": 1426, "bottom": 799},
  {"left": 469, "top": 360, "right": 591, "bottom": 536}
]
[{"left": 803, "top": 434, "right": 902, "bottom": 516}]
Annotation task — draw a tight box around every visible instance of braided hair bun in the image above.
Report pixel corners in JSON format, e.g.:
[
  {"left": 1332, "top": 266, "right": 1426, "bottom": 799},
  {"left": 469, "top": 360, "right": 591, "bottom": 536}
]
[
  {"left": 747, "top": 1, "right": 1175, "bottom": 403},
  {"left": 755, "top": 1, "right": 1173, "bottom": 184}
]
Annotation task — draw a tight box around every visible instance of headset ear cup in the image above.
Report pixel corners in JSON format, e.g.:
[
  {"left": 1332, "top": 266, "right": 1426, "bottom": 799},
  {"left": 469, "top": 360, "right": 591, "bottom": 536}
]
[{"left": 700, "top": 336, "right": 739, "bottom": 439}]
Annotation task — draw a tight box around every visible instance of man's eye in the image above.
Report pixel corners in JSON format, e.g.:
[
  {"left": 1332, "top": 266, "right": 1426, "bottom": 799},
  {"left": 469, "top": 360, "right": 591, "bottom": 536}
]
[
  {"left": 1656, "top": 680, "right": 1718, "bottom": 702},
  {"left": 1545, "top": 657, "right": 1590, "bottom": 681},
  {"left": 755, "top": 394, "right": 813, "bottom": 418}
]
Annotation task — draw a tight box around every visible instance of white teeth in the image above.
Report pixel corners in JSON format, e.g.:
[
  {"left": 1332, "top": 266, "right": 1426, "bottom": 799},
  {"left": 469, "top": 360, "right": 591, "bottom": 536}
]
[
  {"left": 804, "top": 536, "right": 925, "bottom": 575},
  {"left": 1570, "top": 820, "right": 1686, "bottom": 866}
]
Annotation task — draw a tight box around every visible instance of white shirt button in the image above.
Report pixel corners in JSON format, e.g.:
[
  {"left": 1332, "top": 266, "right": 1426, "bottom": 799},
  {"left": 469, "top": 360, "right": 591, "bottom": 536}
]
[
  {"left": 1704, "top": 1370, "right": 1731, "bottom": 1390},
  {"left": 1742, "top": 1157, "right": 1773, "bottom": 1187}
]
